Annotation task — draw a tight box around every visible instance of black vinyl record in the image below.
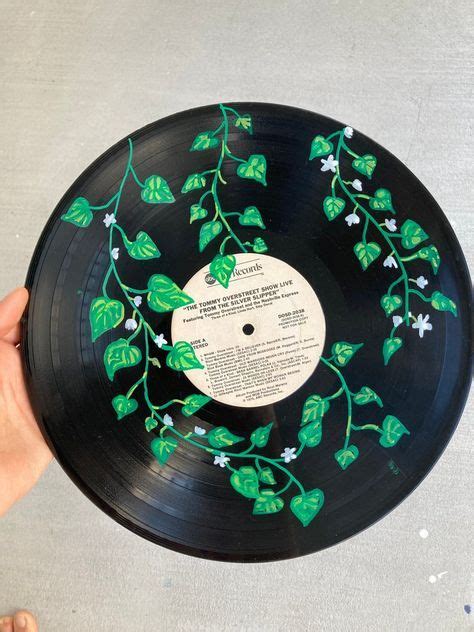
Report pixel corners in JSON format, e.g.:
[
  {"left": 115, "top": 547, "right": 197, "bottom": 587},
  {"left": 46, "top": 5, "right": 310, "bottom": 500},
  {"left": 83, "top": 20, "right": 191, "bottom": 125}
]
[{"left": 23, "top": 103, "right": 472, "bottom": 561}]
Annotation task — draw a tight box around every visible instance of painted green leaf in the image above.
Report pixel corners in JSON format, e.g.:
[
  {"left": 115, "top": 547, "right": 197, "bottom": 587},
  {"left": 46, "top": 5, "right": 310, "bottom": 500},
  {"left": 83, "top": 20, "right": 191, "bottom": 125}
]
[
  {"left": 331, "top": 341, "right": 363, "bottom": 367},
  {"left": 250, "top": 422, "right": 273, "bottom": 448},
  {"left": 259, "top": 467, "right": 276, "bottom": 485},
  {"left": 230, "top": 466, "right": 260, "bottom": 499},
  {"left": 380, "top": 294, "right": 403, "bottom": 316},
  {"left": 235, "top": 114, "right": 253, "bottom": 134},
  {"left": 251, "top": 237, "right": 268, "bottom": 253},
  {"left": 190, "top": 204, "right": 208, "bottom": 223},
  {"left": 354, "top": 241, "right": 381, "bottom": 269},
  {"left": 181, "top": 173, "right": 206, "bottom": 194},
  {"left": 190, "top": 131, "right": 219, "bottom": 151},
  {"left": 207, "top": 426, "right": 244, "bottom": 448},
  {"left": 383, "top": 337, "right": 403, "bottom": 365},
  {"left": 103, "top": 338, "right": 142, "bottom": 381},
  {"left": 125, "top": 231, "right": 161, "bottom": 260},
  {"left": 301, "top": 395, "right": 329, "bottom": 425},
  {"left": 431, "top": 291, "right": 457, "bottom": 316},
  {"left": 111, "top": 395, "right": 138, "bottom": 420},
  {"left": 334, "top": 445, "right": 359, "bottom": 470},
  {"left": 199, "top": 221, "right": 222, "bottom": 252},
  {"left": 238, "top": 206, "right": 266, "bottom": 229},
  {"left": 379, "top": 415, "right": 410, "bottom": 448},
  {"left": 400, "top": 220, "right": 428, "bottom": 250},
  {"left": 309, "top": 135, "right": 333, "bottom": 159},
  {"left": 166, "top": 341, "right": 203, "bottom": 371},
  {"left": 352, "top": 154, "right": 377, "bottom": 179},
  {"left": 61, "top": 197, "right": 93, "bottom": 227},
  {"left": 298, "top": 419, "right": 322, "bottom": 447},
  {"left": 209, "top": 253, "right": 236, "bottom": 289},
  {"left": 89, "top": 296, "right": 124, "bottom": 342},
  {"left": 253, "top": 490, "right": 284, "bottom": 515},
  {"left": 236, "top": 154, "right": 267, "bottom": 186},
  {"left": 150, "top": 436, "right": 178, "bottom": 466},
  {"left": 181, "top": 394, "right": 212, "bottom": 417},
  {"left": 369, "top": 188, "right": 393, "bottom": 211},
  {"left": 417, "top": 245, "right": 440, "bottom": 274},
  {"left": 140, "top": 175, "right": 175, "bottom": 204},
  {"left": 290, "top": 488, "right": 325, "bottom": 526},
  {"left": 149, "top": 357, "right": 161, "bottom": 368},
  {"left": 147, "top": 274, "right": 194, "bottom": 312},
  {"left": 353, "top": 386, "right": 382, "bottom": 407},
  {"left": 145, "top": 416, "right": 158, "bottom": 432},
  {"left": 323, "top": 196, "right": 346, "bottom": 221}
]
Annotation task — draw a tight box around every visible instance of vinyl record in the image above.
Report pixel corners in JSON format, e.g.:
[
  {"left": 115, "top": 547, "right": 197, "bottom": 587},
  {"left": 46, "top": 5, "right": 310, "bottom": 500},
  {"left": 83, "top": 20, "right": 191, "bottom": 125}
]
[{"left": 23, "top": 103, "right": 472, "bottom": 561}]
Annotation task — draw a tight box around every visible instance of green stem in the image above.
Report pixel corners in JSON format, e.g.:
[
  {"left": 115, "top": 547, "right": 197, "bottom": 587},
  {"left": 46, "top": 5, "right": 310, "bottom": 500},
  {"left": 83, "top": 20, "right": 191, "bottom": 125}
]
[
  {"left": 351, "top": 423, "right": 382, "bottom": 433},
  {"left": 321, "top": 357, "right": 352, "bottom": 450},
  {"left": 129, "top": 165, "right": 145, "bottom": 188},
  {"left": 90, "top": 192, "right": 120, "bottom": 211},
  {"left": 409, "top": 289, "right": 432, "bottom": 303}
]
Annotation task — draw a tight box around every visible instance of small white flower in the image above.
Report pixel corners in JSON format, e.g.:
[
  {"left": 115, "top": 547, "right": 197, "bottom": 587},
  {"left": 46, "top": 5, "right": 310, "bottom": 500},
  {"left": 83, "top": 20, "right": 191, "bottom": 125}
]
[
  {"left": 344, "top": 126, "right": 354, "bottom": 139},
  {"left": 385, "top": 219, "right": 397, "bottom": 232},
  {"left": 111, "top": 247, "right": 119, "bottom": 260},
  {"left": 194, "top": 426, "right": 206, "bottom": 436},
  {"left": 281, "top": 447, "right": 297, "bottom": 463},
  {"left": 345, "top": 212, "right": 360, "bottom": 226},
  {"left": 320, "top": 154, "right": 338, "bottom": 173},
  {"left": 383, "top": 255, "right": 398, "bottom": 269},
  {"left": 213, "top": 452, "right": 230, "bottom": 468},
  {"left": 412, "top": 314, "right": 433, "bottom": 338},
  {"left": 352, "top": 179, "right": 363, "bottom": 191},
  {"left": 416, "top": 276, "right": 428, "bottom": 289},
  {"left": 392, "top": 315, "right": 403, "bottom": 328},
  {"left": 162, "top": 413, "right": 174, "bottom": 427},
  {"left": 125, "top": 318, "right": 138, "bottom": 331},
  {"left": 133, "top": 295, "right": 143, "bottom": 307},
  {"left": 103, "top": 213, "right": 116, "bottom": 228},
  {"left": 154, "top": 333, "right": 168, "bottom": 348}
]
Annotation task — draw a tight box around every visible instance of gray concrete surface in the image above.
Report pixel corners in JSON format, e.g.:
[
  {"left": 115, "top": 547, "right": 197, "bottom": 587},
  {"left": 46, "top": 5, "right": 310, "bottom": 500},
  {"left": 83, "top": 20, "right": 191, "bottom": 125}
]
[{"left": 0, "top": 1, "right": 473, "bottom": 630}]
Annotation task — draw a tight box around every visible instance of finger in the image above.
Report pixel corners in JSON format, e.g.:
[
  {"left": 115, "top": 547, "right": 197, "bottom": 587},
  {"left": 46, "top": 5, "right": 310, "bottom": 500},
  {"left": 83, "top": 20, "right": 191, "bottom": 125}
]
[
  {"left": 0, "top": 617, "right": 13, "bottom": 632},
  {"left": 0, "top": 288, "right": 29, "bottom": 341},
  {"left": 13, "top": 612, "right": 38, "bottom": 632}
]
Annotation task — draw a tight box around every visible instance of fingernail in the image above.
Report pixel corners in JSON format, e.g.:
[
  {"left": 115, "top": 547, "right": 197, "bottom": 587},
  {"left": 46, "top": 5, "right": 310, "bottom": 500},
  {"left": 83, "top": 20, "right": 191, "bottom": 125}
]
[{"left": 13, "top": 614, "right": 26, "bottom": 628}]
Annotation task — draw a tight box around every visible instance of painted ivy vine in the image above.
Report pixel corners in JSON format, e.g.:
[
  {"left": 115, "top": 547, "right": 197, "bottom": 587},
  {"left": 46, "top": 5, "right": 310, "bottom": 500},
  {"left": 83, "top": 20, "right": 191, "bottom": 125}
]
[
  {"left": 309, "top": 127, "right": 458, "bottom": 364},
  {"left": 181, "top": 103, "right": 268, "bottom": 288}
]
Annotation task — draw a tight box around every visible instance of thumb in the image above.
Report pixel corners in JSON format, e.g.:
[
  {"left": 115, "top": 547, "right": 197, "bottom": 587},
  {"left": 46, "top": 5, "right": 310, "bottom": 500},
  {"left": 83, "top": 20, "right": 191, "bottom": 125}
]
[{"left": 0, "top": 287, "right": 29, "bottom": 342}]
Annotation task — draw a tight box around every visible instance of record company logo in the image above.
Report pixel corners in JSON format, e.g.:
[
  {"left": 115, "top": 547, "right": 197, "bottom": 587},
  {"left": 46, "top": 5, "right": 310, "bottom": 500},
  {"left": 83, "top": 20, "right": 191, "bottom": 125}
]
[{"left": 204, "top": 260, "right": 263, "bottom": 286}]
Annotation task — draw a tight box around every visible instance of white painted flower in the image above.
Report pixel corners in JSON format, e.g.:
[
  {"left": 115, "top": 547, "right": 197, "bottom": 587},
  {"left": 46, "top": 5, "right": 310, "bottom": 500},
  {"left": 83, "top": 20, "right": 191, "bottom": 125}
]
[
  {"left": 162, "top": 413, "right": 174, "bottom": 427},
  {"left": 392, "top": 315, "right": 403, "bottom": 328},
  {"left": 111, "top": 247, "right": 119, "bottom": 260},
  {"left": 383, "top": 255, "right": 398, "bottom": 269},
  {"left": 385, "top": 218, "right": 397, "bottom": 232},
  {"left": 133, "top": 295, "right": 143, "bottom": 307},
  {"left": 154, "top": 333, "right": 168, "bottom": 348},
  {"left": 320, "top": 154, "right": 338, "bottom": 173},
  {"left": 194, "top": 426, "right": 206, "bottom": 436},
  {"left": 352, "top": 179, "right": 363, "bottom": 191},
  {"left": 281, "top": 447, "right": 297, "bottom": 463},
  {"left": 103, "top": 213, "right": 116, "bottom": 228},
  {"left": 213, "top": 452, "right": 230, "bottom": 468},
  {"left": 344, "top": 126, "right": 354, "bottom": 138},
  {"left": 124, "top": 318, "right": 138, "bottom": 331},
  {"left": 416, "top": 276, "right": 428, "bottom": 289},
  {"left": 345, "top": 212, "right": 360, "bottom": 226},
  {"left": 412, "top": 314, "right": 433, "bottom": 338}
]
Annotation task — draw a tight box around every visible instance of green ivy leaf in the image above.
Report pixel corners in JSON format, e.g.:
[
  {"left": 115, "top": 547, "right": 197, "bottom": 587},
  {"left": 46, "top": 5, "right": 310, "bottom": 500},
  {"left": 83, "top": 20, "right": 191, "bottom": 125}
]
[
  {"left": 309, "top": 135, "right": 333, "bottom": 159},
  {"left": 89, "top": 296, "right": 124, "bottom": 342},
  {"left": 354, "top": 241, "right": 381, "bottom": 269},
  {"left": 236, "top": 154, "right": 267, "bottom": 186},
  {"left": 235, "top": 114, "right": 253, "bottom": 134},
  {"left": 181, "top": 173, "right": 206, "bottom": 193},
  {"left": 253, "top": 490, "right": 284, "bottom": 515},
  {"left": 189, "top": 204, "right": 208, "bottom": 223},
  {"left": 207, "top": 426, "right": 244, "bottom": 448},
  {"left": 383, "top": 337, "right": 403, "bottom": 365},
  {"left": 250, "top": 423, "right": 273, "bottom": 448},
  {"left": 146, "top": 274, "right": 194, "bottom": 312},
  {"left": 300, "top": 395, "right": 329, "bottom": 425},
  {"left": 259, "top": 467, "right": 276, "bottom": 485},
  {"left": 298, "top": 419, "right": 322, "bottom": 447},
  {"left": 111, "top": 395, "right": 138, "bottom": 420},
  {"left": 103, "top": 338, "right": 142, "bottom": 381},
  {"left": 190, "top": 131, "right": 220, "bottom": 151},
  {"left": 352, "top": 154, "right": 377, "bottom": 179},
  {"left": 181, "top": 394, "right": 212, "bottom": 417},
  {"left": 251, "top": 237, "right": 268, "bottom": 253},
  {"left": 150, "top": 436, "right": 178, "bottom": 465},
  {"left": 61, "top": 197, "right": 93, "bottom": 227},
  {"left": 209, "top": 254, "right": 236, "bottom": 289},
  {"left": 145, "top": 416, "right": 158, "bottom": 432},
  {"left": 331, "top": 341, "right": 363, "bottom": 367},
  {"left": 199, "top": 221, "right": 222, "bottom": 252},
  {"left": 353, "top": 386, "right": 383, "bottom": 407},
  {"left": 380, "top": 294, "right": 403, "bottom": 316},
  {"left": 125, "top": 231, "right": 161, "bottom": 260},
  {"left": 379, "top": 415, "right": 410, "bottom": 448},
  {"left": 140, "top": 175, "right": 175, "bottom": 204},
  {"left": 368, "top": 188, "right": 393, "bottom": 211},
  {"left": 230, "top": 466, "right": 260, "bottom": 498},
  {"left": 400, "top": 219, "right": 428, "bottom": 250},
  {"left": 290, "top": 488, "right": 324, "bottom": 526},
  {"left": 323, "top": 196, "right": 346, "bottom": 221},
  {"left": 417, "top": 245, "right": 440, "bottom": 274},
  {"left": 334, "top": 445, "right": 359, "bottom": 470},
  {"left": 431, "top": 291, "right": 457, "bottom": 316},
  {"left": 238, "top": 206, "right": 266, "bottom": 229},
  {"left": 166, "top": 341, "right": 203, "bottom": 371}
]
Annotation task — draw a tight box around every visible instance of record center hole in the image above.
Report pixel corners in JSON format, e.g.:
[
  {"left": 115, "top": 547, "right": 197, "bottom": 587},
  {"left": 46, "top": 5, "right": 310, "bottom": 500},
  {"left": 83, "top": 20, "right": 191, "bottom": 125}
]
[{"left": 242, "top": 323, "right": 255, "bottom": 336}]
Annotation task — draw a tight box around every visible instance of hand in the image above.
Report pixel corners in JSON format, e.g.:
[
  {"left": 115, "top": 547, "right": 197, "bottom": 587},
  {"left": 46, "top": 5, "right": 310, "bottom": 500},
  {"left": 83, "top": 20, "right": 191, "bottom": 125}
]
[{"left": 0, "top": 288, "right": 52, "bottom": 516}]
